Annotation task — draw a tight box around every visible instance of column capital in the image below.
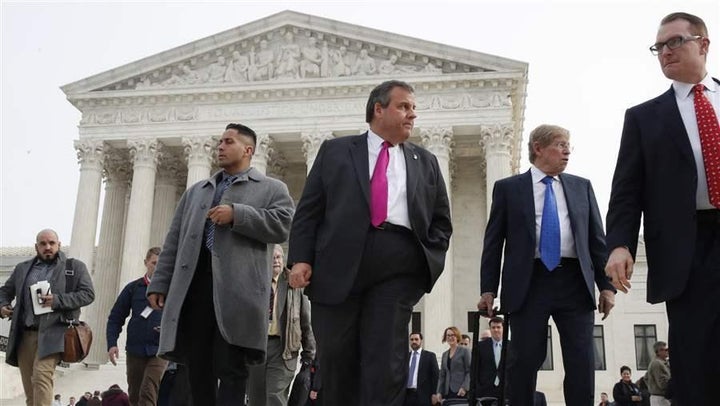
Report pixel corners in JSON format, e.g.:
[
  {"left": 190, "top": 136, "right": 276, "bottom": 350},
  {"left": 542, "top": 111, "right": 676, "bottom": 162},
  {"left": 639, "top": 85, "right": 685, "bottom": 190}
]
[
  {"left": 419, "top": 126, "right": 454, "bottom": 159},
  {"left": 255, "top": 133, "right": 276, "bottom": 161},
  {"left": 128, "top": 138, "right": 162, "bottom": 169},
  {"left": 157, "top": 151, "right": 187, "bottom": 186},
  {"left": 74, "top": 139, "right": 105, "bottom": 169},
  {"left": 480, "top": 123, "right": 514, "bottom": 154},
  {"left": 301, "top": 131, "right": 334, "bottom": 162},
  {"left": 182, "top": 135, "right": 216, "bottom": 167},
  {"left": 103, "top": 148, "right": 131, "bottom": 184}
]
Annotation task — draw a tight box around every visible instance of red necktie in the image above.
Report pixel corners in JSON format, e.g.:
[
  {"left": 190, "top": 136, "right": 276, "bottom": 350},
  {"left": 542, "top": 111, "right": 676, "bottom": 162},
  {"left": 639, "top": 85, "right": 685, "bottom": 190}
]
[
  {"left": 370, "top": 141, "right": 390, "bottom": 227},
  {"left": 694, "top": 84, "right": 720, "bottom": 208}
]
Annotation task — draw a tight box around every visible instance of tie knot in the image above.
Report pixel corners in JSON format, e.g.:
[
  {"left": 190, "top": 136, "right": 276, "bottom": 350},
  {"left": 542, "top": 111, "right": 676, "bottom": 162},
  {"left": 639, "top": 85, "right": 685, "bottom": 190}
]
[
  {"left": 381, "top": 141, "right": 391, "bottom": 149},
  {"left": 541, "top": 176, "right": 554, "bottom": 186},
  {"left": 694, "top": 83, "right": 706, "bottom": 95}
]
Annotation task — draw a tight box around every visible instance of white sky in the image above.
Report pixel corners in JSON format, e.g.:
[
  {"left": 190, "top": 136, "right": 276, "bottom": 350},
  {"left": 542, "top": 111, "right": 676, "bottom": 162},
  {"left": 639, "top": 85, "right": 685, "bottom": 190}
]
[{"left": 1, "top": 0, "right": 718, "bottom": 247}]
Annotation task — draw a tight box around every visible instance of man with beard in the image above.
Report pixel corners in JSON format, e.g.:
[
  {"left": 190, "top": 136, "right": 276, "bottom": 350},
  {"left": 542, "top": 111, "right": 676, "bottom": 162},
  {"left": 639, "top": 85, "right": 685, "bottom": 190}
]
[{"left": 0, "top": 229, "right": 95, "bottom": 406}]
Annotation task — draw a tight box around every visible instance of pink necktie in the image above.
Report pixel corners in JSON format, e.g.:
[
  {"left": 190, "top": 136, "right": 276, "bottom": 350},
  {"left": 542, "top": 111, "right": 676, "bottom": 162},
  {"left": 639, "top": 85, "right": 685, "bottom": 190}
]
[
  {"left": 370, "top": 141, "right": 390, "bottom": 227},
  {"left": 694, "top": 84, "right": 720, "bottom": 208}
]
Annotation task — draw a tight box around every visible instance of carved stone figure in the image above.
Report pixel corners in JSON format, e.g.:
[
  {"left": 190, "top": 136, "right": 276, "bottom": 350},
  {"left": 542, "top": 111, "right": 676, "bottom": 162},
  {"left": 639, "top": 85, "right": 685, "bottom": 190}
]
[
  {"left": 330, "top": 46, "right": 351, "bottom": 77},
  {"left": 320, "top": 41, "right": 331, "bottom": 77},
  {"left": 207, "top": 56, "right": 228, "bottom": 83},
  {"left": 249, "top": 40, "right": 274, "bottom": 81},
  {"left": 275, "top": 32, "right": 301, "bottom": 79},
  {"left": 422, "top": 62, "right": 443, "bottom": 73},
  {"left": 352, "top": 49, "right": 377, "bottom": 76},
  {"left": 300, "top": 37, "right": 323, "bottom": 79},
  {"left": 378, "top": 54, "right": 417, "bottom": 75},
  {"left": 225, "top": 51, "right": 250, "bottom": 83}
]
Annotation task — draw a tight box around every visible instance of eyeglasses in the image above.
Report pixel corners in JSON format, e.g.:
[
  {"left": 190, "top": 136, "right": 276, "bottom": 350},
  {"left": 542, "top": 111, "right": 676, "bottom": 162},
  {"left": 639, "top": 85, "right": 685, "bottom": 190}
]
[
  {"left": 649, "top": 35, "right": 703, "bottom": 55},
  {"left": 552, "top": 142, "right": 572, "bottom": 151},
  {"left": 445, "top": 333, "right": 456, "bottom": 338}
]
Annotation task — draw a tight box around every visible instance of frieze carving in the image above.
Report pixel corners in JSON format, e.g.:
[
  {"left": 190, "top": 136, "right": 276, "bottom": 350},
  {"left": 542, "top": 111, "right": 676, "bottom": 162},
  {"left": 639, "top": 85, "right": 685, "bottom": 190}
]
[
  {"left": 96, "top": 27, "right": 490, "bottom": 92},
  {"left": 157, "top": 151, "right": 187, "bottom": 186},
  {"left": 419, "top": 127, "right": 454, "bottom": 157},
  {"left": 128, "top": 139, "right": 162, "bottom": 168},
  {"left": 254, "top": 133, "right": 275, "bottom": 161},
  {"left": 74, "top": 139, "right": 105, "bottom": 169}
]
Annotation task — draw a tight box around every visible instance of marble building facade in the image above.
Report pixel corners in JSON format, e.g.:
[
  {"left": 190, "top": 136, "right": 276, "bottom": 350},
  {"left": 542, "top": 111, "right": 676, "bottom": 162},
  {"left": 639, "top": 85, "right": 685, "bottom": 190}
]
[{"left": 0, "top": 11, "right": 669, "bottom": 403}]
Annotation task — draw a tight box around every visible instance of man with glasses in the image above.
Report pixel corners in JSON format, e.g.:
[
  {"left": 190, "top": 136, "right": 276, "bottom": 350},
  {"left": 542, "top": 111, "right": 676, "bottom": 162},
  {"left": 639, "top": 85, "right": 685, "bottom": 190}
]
[
  {"left": 646, "top": 341, "right": 671, "bottom": 406},
  {"left": 478, "top": 124, "right": 615, "bottom": 405},
  {"left": 605, "top": 12, "right": 719, "bottom": 406}
]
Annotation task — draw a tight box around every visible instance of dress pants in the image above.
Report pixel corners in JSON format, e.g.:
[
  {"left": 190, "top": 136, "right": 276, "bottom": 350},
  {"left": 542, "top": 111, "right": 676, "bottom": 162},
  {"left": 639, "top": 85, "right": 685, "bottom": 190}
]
[
  {"left": 508, "top": 259, "right": 595, "bottom": 406},
  {"left": 126, "top": 352, "right": 169, "bottom": 406},
  {"left": 17, "top": 329, "right": 61, "bottom": 406},
  {"left": 311, "top": 226, "right": 427, "bottom": 406},
  {"left": 247, "top": 336, "right": 296, "bottom": 406},
  {"left": 176, "top": 246, "right": 249, "bottom": 406},
  {"left": 665, "top": 214, "right": 720, "bottom": 406}
]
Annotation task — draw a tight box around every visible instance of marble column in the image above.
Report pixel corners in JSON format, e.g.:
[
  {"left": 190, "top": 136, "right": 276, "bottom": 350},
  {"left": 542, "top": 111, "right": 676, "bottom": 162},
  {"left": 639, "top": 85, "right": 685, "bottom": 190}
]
[
  {"left": 68, "top": 140, "right": 105, "bottom": 268},
  {"left": 182, "top": 136, "right": 215, "bottom": 188},
  {"left": 150, "top": 153, "right": 184, "bottom": 247},
  {"left": 82, "top": 150, "right": 130, "bottom": 366},
  {"left": 481, "top": 124, "right": 514, "bottom": 219},
  {"left": 301, "top": 131, "right": 334, "bottom": 175},
  {"left": 118, "top": 139, "right": 161, "bottom": 289},
  {"left": 419, "top": 127, "right": 455, "bottom": 355},
  {"left": 252, "top": 133, "right": 275, "bottom": 175}
]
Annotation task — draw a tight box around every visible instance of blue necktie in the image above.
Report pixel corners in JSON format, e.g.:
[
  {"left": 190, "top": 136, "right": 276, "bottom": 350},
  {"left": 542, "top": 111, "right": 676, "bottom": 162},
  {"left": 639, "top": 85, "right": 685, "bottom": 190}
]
[
  {"left": 205, "top": 175, "right": 237, "bottom": 250},
  {"left": 539, "top": 176, "right": 560, "bottom": 271},
  {"left": 407, "top": 351, "right": 418, "bottom": 388}
]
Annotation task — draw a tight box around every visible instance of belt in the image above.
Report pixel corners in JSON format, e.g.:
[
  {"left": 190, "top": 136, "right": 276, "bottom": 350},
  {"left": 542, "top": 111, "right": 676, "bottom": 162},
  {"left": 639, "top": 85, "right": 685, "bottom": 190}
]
[
  {"left": 375, "top": 222, "right": 412, "bottom": 234},
  {"left": 697, "top": 209, "right": 720, "bottom": 224},
  {"left": 534, "top": 257, "right": 579, "bottom": 269},
  {"left": 406, "top": 388, "right": 417, "bottom": 393}
]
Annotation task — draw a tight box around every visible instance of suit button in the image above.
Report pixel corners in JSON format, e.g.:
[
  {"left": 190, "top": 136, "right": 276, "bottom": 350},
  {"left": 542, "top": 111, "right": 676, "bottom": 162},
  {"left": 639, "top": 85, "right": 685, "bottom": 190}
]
[
  {"left": 181, "top": 264, "right": 188, "bottom": 269},
  {"left": 201, "top": 204, "right": 207, "bottom": 209}
]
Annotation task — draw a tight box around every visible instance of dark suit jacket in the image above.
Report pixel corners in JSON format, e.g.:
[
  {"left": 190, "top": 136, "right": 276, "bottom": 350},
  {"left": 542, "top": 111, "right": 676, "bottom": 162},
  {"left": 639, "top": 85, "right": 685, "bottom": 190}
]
[
  {"left": 606, "top": 78, "right": 720, "bottom": 303},
  {"left": 288, "top": 133, "right": 453, "bottom": 304},
  {"left": 481, "top": 170, "right": 613, "bottom": 313},
  {"left": 411, "top": 349, "right": 439, "bottom": 406},
  {"left": 473, "top": 339, "right": 508, "bottom": 398}
]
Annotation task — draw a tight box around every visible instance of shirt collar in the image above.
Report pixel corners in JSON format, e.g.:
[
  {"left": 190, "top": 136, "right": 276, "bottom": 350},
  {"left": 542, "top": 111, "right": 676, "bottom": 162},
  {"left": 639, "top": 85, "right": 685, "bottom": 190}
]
[
  {"left": 673, "top": 73, "right": 718, "bottom": 99},
  {"left": 367, "top": 129, "right": 387, "bottom": 150},
  {"left": 530, "top": 165, "right": 558, "bottom": 183}
]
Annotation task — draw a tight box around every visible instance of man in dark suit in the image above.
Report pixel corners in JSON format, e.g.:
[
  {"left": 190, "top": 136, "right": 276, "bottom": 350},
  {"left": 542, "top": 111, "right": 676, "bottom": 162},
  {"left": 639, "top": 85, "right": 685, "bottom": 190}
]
[
  {"left": 605, "top": 12, "right": 719, "bottom": 406},
  {"left": 473, "top": 317, "right": 508, "bottom": 403},
  {"left": 478, "top": 124, "right": 616, "bottom": 405},
  {"left": 288, "top": 80, "right": 453, "bottom": 406},
  {"left": 405, "top": 332, "right": 439, "bottom": 406}
]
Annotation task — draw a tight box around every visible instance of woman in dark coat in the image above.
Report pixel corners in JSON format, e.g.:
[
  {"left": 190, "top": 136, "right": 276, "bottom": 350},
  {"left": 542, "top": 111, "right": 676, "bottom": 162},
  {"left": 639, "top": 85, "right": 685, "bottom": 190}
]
[
  {"left": 613, "top": 366, "right": 644, "bottom": 406},
  {"left": 101, "top": 384, "right": 130, "bottom": 406}
]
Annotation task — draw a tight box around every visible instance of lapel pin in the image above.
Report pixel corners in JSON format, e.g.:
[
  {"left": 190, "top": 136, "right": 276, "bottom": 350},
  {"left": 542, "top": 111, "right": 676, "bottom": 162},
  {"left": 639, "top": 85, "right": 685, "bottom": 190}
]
[{"left": 413, "top": 154, "right": 418, "bottom": 160}]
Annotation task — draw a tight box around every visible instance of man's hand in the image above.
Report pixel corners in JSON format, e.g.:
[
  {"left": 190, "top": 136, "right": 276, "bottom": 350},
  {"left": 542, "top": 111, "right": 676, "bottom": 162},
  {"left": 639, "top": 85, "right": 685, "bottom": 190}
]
[
  {"left": 289, "top": 262, "right": 312, "bottom": 289},
  {"left": 605, "top": 247, "right": 634, "bottom": 293},
  {"left": 148, "top": 293, "right": 165, "bottom": 310},
  {"left": 477, "top": 292, "right": 495, "bottom": 317},
  {"left": 431, "top": 394, "right": 439, "bottom": 405},
  {"left": 108, "top": 346, "right": 119, "bottom": 366},
  {"left": 598, "top": 289, "right": 616, "bottom": 320},
  {"left": 40, "top": 294, "right": 54, "bottom": 308},
  {"left": 0, "top": 305, "right": 13, "bottom": 319},
  {"left": 457, "top": 387, "right": 467, "bottom": 397},
  {"left": 207, "top": 204, "right": 234, "bottom": 226}
]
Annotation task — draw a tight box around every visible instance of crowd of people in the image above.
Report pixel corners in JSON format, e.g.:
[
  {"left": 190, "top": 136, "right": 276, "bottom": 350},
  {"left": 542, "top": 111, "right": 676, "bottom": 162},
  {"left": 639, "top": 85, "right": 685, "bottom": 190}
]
[
  {"left": 0, "top": 10, "right": 717, "bottom": 406},
  {"left": 51, "top": 387, "right": 129, "bottom": 406}
]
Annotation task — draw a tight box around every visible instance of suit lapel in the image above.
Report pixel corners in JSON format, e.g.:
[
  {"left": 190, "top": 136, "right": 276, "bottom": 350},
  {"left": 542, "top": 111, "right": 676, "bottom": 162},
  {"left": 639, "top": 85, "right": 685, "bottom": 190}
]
[
  {"left": 350, "top": 133, "right": 370, "bottom": 207},
  {"left": 403, "top": 143, "right": 419, "bottom": 208},
  {"left": 656, "top": 87, "right": 694, "bottom": 163},
  {"left": 559, "top": 174, "right": 579, "bottom": 238},
  {"left": 519, "top": 170, "right": 536, "bottom": 240}
]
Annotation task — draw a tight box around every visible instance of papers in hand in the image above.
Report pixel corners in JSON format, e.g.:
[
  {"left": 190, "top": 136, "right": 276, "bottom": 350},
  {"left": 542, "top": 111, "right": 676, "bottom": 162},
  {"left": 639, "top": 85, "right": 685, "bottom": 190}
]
[{"left": 29, "top": 281, "right": 53, "bottom": 315}]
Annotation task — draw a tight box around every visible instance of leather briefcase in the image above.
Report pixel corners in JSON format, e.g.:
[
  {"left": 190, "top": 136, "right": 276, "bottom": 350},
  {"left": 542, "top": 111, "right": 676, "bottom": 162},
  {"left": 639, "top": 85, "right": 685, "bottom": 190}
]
[{"left": 62, "top": 320, "right": 93, "bottom": 363}]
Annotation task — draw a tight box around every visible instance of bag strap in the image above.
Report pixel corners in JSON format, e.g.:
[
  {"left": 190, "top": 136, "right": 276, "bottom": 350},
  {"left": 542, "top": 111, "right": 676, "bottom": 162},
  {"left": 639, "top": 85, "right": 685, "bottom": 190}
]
[{"left": 64, "top": 258, "right": 75, "bottom": 293}]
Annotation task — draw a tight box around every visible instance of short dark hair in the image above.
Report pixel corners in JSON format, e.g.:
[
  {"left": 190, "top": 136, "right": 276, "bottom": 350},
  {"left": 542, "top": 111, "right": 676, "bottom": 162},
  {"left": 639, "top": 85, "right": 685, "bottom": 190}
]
[
  {"left": 410, "top": 332, "right": 423, "bottom": 340},
  {"left": 661, "top": 12, "right": 708, "bottom": 37},
  {"left": 489, "top": 316, "right": 504, "bottom": 326},
  {"left": 145, "top": 247, "right": 161, "bottom": 260},
  {"left": 620, "top": 365, "right": 632, "bottom": 374},
  {"left": 225, "top": 123, "right": 257, "bottom": 146},
  {"left": 365, "top": 80, "right": 414, "bottom": 123},
  {"left": 653, "top": 341, "right": 667, "bottom": 354}
]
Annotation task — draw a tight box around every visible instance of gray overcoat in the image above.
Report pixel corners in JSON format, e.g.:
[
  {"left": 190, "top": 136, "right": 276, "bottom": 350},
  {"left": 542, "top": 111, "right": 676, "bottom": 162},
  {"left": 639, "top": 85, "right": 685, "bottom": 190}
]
[
  {"left": 147, "top": 168, "right": 294, "bottom": 363},
  {"left": 0, "top": 251, "right": 95, "bottom": 366}
]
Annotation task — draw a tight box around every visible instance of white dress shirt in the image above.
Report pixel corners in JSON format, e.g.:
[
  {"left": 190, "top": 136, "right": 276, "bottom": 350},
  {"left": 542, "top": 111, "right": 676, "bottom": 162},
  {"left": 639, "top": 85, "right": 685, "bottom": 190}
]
[
  {"left": 367, "top": 130, "right": 411, "bottom": 228},
  {"left": 672, "top": 74, "right": 720, "bottom": 210},
  {"left": 531, "top": 166, "right": 576, "bottom": 258}
]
